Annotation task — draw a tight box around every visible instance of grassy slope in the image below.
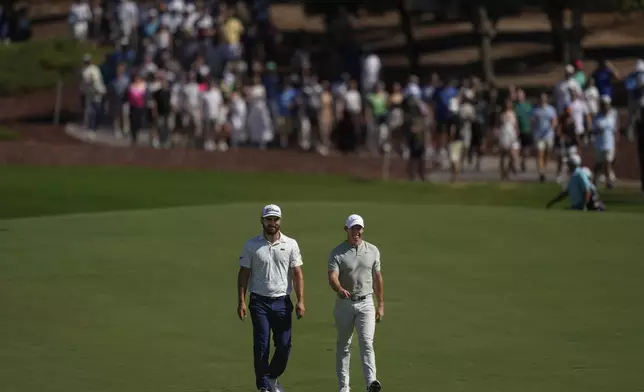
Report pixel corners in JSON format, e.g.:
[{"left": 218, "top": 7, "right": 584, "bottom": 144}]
[
  {"left": 0, "top": 38, "right": 109, "bottom": 95},
  {"left": 1, "top": 165, "right": 644, "bottom": 219},
  {"left": 0, "top": 202, "right": 643, "bottom": 392}
]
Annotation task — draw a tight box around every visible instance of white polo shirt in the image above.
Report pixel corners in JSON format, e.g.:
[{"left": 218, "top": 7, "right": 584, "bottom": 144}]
[{"left": 239, "top": 233, "right": 303, "bottom": 298}]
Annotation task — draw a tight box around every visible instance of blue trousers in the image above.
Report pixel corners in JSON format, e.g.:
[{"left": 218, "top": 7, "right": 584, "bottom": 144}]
[{"left": 249, "top": 293, "right": 293, "bottom": 390}]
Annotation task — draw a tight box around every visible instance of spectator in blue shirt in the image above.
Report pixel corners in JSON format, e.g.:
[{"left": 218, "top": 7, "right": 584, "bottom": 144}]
[
  {"left": 592, "top": 59, "right": 621, "bottom": 99},
  {"left": 433, "top": 78, "right": 459, "bottom": 155},
  {"left": 263, "top": 62, "right": 280, "bottom": 119},
  {"left": 546, "top": 155, "right": 604, "bottom": 211},
  {"left": 531, "top": 92, "right": 558, "bottom": 182},
  {"left": 277, "top": 79, "right": 298, "bottom": 148}
]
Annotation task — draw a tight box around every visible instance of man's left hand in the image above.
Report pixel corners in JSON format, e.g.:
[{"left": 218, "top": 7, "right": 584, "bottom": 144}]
[
  {"left": 296, "top": 300, "right": 306, "bottom": 319},
  {"left": 376, "top": 304, "right": 384, "bottom": 323}
]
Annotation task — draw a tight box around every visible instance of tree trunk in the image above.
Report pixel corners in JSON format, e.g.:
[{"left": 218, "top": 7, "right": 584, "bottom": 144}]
[
  {"left": 475, "top": 6, "right": 496, "bottom": 87},
  {"left": 397, "top": 0, "right": 419, "bottom": 75},
  {"left": 546, "top": 6, "right": 566, "bottom": 62},
  {"left": 569, "top": 8, "right": 585, "bottom": 62}
]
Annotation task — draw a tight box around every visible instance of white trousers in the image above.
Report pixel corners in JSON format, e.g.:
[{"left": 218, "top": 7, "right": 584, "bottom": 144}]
[{"left": 334, "top": 295, "right": 377, "bottom": 392}]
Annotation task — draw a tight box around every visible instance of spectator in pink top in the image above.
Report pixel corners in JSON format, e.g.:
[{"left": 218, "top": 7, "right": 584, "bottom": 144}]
[{"left": 128, "top": 73, "right": 148, "bottom": 145}]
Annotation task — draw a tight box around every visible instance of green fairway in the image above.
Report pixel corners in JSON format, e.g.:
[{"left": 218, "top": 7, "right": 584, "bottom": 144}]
[
  {"left": 1, "top": 165, "right": 644, "bottom": 392},
  {"left": 1, "top": 165, "right": 644, "bottom": 219}
]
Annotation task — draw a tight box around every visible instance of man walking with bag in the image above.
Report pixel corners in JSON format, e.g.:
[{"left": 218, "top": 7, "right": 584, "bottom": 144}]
[
  {"left": 237, "top": 204, "right": 306, "bottom": 392},
  {"left": 328, "top": 214, "right": 384, "bottom": 392}
]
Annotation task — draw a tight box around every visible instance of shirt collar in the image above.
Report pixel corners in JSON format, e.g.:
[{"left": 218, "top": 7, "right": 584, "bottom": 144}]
[{"left": 260, "top": 232, "right": 284, "bottom": 245}]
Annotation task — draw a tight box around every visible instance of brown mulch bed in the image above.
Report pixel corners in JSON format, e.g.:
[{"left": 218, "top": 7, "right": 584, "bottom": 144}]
[
  {"left": 0, "top": 139, "right": 640, "bottom": 183},
  {"left": 0, "top": 141, "right": 412, "bottom": 180}
]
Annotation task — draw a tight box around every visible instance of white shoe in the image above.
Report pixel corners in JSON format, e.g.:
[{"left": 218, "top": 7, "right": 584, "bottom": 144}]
[
  {"left": 217, "top": 141, "right": 229, "bottom": 152},
  {"left": 152, "top": 138, "right": 161, "bottom": 149},
  {"left": 316, "top": 144, "right": 329, "bottom": 156},
  {"left": 86, "top": 131, "right": 96, "bottom": 141},
  {"left": 204, "top": 140, "right": 216, "bottom": 152},
  {"left": 268, "top": 378, "right": 284, "bottom": 392}
]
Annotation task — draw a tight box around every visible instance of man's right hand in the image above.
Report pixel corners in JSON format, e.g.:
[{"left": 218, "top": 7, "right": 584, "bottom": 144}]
[
  {"left": 337, "top": 288, "right": 351, "bottom": 299},
  {"left": 237, "top": 302, "right": 248, "bottom": 321}
]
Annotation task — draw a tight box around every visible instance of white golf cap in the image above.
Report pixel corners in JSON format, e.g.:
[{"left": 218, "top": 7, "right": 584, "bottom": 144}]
[
  {"left": 565, "top": 64, "right": 575, "bottom": 74},
  {"left": 600, "top": 95, "right": 612, "bottom": 104},
  {"left": 261, "top": 204, "right": 282, "bottom": 218},
  {"left": 345, "top": 214, "right": 365, "bottom": 228},
  {"left": 569, "top": 153, "right": 582, "bottom": 167}
]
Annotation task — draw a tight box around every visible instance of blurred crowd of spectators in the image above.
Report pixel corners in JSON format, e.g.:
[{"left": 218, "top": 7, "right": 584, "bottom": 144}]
[{"left": 71, "top": 1, "right": 644, "bottom": 186}]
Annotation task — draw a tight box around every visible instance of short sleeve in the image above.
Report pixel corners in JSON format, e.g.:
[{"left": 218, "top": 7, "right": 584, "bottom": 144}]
[
  {"left": 239, "top": 242, "right": 252, "bottom": 269},
  {"left": 548, "top": 106, "right": 556, "bottom": 120},
  {"left": 372, "top": 246, "right": 381, "bottom": 273},
  {"left": 328, "top": 251, "right": 340, "bottom": 272},
  {"left": 289, "top": 240, "right": 303, "bottom": 268},
  {"left": 580, "top": 171, "right": 592, "bottom": 191}
]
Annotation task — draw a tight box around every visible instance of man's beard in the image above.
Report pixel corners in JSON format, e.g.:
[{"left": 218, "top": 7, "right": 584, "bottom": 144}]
[{"left": 264, "top": 225, "right": 279, "bottom": 234}]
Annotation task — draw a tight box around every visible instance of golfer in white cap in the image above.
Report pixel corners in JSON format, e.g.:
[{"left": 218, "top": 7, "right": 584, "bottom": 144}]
[
  {"left": 237, "top": 204, "right": 306, "bottom": 392},
  {"left": 328, "top": 214, "right": 383, "bottom": 392}
]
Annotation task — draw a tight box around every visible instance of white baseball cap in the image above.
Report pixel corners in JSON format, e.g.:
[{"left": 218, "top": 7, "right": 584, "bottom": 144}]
[
  {"left": 262, "top": 204, "right": 282, "bottom": 218},
  {"left": 569, "top": 153, "right": 582, "bottom": 167},
  {"left": 345, "top": 214, "right": 365, "bottom": 229}
]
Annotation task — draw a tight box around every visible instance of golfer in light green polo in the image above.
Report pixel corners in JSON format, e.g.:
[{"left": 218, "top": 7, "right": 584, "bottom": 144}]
[{"left": 328, "top": 214, "right": 384, "bottom": 392}]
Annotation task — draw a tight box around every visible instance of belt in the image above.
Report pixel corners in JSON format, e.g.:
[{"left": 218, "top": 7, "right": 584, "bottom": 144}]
[
  {"left": 250, "top": 293, "right": 287, "bottom": 301},
  {"left": 349, "top": 293, "right": 369, "bottom": 302}
]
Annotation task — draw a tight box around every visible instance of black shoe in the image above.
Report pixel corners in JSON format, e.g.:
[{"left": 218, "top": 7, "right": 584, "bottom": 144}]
[
  {"left": 539, "top": 174, "right": 546, "bottom": 183},
  {"left": 368, "top": 380, "right": 382, "bottom": 392}
]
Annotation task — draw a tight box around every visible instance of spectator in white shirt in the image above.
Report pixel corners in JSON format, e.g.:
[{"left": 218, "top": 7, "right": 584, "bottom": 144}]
[
  {"left": 161, "top": 4, "right": 183, "bottom": 34},
  {"left": 140, "top": 53, "right": 159, "bottom": 79},
  {"left": 229, "top": 90, "right": 248, "bottom": 148},
  {"left": 340, "top": 79, "right": 364, "bottom": 149},
  {"left": 69, "top": 0, "right": 92, "bottom": 41},
  {"left": 592, "top": 95, "right": 619, "bottom": 188},
  {"left": 118, "top": 0, "right": 139, "bottom": 46},
  {"left": 404, "top": 75, "right": 422, "bottom": 100},
  {"left": 344, "top": 80, "right": 362, "bottom": 114},
  {"left": 201, "top": 79, "right": 224, "bottom": 151},
  {"left": 567, "top": 89, "right": 591, "bottom": 142},
  {"left": 80, "top": 54, "right": 106, "bottom": 138},
  {"left": 247, "top": 75, "right": 275, "bottom": 149},
  {"left": 584, "top": 77, "right": 600, "bottom": 116},
  {"left": 182, "top": 3, "right": 200, "bottom": 36},
  {"left": 361, "top": 51, "right": 381, "bottom": 94},
  {"left": 181, "top": 71, "right": 202, "bottom": 139},
  {"left": 554, "top": 64, "right": 582, "bottom": 114}
]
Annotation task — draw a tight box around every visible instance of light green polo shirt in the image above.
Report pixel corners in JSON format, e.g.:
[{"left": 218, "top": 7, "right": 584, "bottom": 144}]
[{"left": 328, "top": 240, "right": 381, "bottom": 297}]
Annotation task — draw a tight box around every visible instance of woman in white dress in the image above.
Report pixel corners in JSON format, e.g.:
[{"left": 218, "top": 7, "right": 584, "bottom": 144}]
[
  {"left": 497, "top": 99, "right": 520, "bottom": 180},
  {"left": 228, "top": 89, "right": 248, "bottom": 148},
  {"left": 246, "top": 75, "right": 274, "bottom": 149}
]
